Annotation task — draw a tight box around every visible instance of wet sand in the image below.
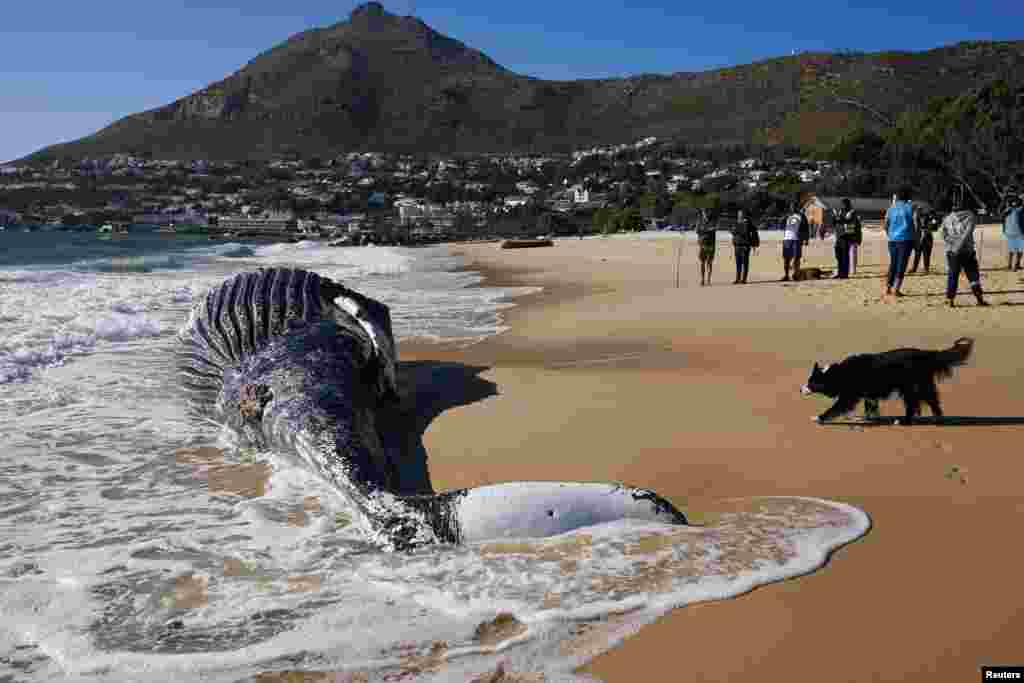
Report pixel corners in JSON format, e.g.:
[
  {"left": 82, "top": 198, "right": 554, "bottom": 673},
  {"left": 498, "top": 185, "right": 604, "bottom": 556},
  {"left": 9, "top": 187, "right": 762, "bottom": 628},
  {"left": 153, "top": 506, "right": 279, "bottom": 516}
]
[{"left": 398, "top": 227, "right": 1024, "bottom": 682}]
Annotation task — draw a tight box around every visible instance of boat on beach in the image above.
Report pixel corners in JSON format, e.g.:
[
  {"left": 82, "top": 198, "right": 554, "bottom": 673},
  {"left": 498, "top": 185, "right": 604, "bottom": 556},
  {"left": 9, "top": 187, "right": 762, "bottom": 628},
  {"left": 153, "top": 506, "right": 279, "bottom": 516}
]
[{"left": 501, "top": 238, "right": 554, "bottom": 249}]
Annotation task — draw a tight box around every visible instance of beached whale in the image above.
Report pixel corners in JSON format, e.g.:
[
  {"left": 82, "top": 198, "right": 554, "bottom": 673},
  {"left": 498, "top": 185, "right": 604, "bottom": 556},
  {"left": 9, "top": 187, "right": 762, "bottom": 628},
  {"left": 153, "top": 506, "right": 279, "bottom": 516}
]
[{"left": 177, "top": 267, "right": 687, "bottom": 550}]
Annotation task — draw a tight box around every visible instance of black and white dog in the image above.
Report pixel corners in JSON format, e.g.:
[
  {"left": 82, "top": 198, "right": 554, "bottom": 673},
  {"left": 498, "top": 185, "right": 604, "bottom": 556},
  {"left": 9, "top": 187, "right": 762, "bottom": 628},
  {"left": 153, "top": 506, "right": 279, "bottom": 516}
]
[{"left": 801, "top": 338, "right": 974, "bottom": 424}]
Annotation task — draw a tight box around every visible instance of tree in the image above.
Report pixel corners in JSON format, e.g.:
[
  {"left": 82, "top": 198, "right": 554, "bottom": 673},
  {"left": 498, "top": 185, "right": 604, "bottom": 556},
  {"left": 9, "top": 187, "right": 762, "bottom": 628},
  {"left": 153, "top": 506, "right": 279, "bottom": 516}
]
[
  {"left": 887, "top": 78, "right": 1024, "bottom": 210},
  {"left": 828, "top": 128, "right": 887, "bottom": 168},
  {"left": 593, "top": 207, "right": 616, "bottom": 234},
  {"left": 638, "top": 191, "right": 672, "bottom": 219},
  {"left": 617, "top": 207, "right": 644, "bottom": 232}
]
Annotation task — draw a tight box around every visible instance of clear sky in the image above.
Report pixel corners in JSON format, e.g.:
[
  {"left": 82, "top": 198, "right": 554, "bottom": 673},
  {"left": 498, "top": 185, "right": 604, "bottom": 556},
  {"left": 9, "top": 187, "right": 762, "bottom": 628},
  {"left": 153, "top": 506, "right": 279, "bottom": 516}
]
[{"left": 1, "top": 0, "right": 1020, "bottom": 163}]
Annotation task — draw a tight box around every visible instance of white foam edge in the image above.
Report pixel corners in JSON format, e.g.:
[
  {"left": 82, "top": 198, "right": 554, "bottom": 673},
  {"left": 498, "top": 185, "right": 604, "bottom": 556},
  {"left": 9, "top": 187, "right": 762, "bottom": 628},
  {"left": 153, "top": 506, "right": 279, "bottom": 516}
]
[
  {"left": 528, "top": 496, "right": 873, "bottom": 670},
  {"left": 366, "top": 496, "right": 871, "bottom": 679},
  {"left": 1, "top": 496, "right": 870, "bottom": 680}
]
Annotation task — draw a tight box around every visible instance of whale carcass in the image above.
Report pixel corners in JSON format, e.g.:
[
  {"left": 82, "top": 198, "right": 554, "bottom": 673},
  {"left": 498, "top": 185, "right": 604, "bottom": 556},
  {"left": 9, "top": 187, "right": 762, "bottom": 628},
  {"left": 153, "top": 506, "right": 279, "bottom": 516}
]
[{"left": 177, "top": 267, "right": 687, "bottom": 550}]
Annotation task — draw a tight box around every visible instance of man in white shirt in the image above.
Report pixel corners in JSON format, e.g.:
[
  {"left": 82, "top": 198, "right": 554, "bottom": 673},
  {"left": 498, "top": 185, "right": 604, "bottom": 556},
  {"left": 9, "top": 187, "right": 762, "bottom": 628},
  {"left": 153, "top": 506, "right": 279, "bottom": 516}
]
[{"left": 781, "top": 202, "right": 806, "bottom": 281}]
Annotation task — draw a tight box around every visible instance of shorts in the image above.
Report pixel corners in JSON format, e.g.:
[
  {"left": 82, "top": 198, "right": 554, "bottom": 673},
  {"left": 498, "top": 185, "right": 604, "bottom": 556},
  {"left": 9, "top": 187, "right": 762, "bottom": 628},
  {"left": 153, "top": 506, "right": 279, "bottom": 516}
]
[
  {"left": 1007, "top": 237, "right": 1024, "bottom": 253},
  {"left": 782, "top": 240, "right": 802, "bottom": 260},
  {"left": 699, "top": 242, "right": 715, "bottom": 261}
]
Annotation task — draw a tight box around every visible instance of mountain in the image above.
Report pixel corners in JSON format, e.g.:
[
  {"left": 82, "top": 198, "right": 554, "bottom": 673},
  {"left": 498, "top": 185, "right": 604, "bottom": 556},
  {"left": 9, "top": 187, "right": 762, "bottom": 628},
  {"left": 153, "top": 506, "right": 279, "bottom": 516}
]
[{"left": 21, "top": 3, "right": 1024, "bottom": 161}]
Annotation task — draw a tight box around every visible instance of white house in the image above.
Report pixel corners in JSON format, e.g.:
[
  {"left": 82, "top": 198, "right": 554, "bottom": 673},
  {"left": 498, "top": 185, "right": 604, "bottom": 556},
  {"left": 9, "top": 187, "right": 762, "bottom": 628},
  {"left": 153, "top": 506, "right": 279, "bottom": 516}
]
[
  {"left": 503, "top": 195, "right": 531, "bottom": 208},
  {"left": 569, "top": 184, "right": 590, "bottom": 204},
  {"left": 396, "top": 200, "right": 426, "bottom": 226}
]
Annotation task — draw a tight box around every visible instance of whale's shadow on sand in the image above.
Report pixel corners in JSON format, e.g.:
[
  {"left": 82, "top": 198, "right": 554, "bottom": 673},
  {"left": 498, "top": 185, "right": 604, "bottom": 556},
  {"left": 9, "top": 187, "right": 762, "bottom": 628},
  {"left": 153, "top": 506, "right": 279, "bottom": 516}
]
[{"left": 377, "top": 361, "right": 498, "bottom": 495}]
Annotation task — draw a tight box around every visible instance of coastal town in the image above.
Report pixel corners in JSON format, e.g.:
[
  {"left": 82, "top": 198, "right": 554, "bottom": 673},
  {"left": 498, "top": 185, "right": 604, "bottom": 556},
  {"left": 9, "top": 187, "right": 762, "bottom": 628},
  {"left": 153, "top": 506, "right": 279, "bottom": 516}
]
[{"left": 0, "top": 137, "right": 875, "bottom": 243}]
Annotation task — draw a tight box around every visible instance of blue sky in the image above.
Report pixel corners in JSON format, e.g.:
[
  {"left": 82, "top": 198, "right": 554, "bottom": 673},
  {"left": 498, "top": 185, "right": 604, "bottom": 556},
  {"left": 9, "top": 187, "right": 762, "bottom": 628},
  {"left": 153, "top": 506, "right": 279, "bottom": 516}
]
[{"left": 1, "top": 0, "right": 1020, "bottom": 163}]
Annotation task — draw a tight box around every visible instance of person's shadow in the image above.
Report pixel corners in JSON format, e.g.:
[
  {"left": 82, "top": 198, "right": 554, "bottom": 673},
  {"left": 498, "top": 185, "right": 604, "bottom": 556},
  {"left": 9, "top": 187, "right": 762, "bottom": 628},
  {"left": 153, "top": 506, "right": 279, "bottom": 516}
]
[{"left": 376, "top": 361, "right": 498, "bottom": 495}]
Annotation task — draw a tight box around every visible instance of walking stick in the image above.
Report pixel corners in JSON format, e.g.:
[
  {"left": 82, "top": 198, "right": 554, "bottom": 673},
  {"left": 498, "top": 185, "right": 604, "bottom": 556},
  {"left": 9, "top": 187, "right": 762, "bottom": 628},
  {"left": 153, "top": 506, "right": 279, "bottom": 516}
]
[{"left": 675, "top": 236, "right": 682, "bottom": 288}]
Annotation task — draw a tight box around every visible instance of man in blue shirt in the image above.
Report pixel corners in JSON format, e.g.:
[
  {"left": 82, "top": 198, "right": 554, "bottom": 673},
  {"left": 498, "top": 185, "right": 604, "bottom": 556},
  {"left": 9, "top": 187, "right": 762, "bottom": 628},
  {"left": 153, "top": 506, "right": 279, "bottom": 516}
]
[{"left": 883, "top": 187, "right": 917, "bottom": 297}]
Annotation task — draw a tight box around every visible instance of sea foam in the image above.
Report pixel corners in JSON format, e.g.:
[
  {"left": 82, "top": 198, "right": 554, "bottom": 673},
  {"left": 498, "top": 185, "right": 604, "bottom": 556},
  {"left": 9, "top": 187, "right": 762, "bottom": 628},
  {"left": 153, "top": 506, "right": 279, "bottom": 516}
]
[{"left": 0, "top": 490, "right": 869, "bottom": 683}]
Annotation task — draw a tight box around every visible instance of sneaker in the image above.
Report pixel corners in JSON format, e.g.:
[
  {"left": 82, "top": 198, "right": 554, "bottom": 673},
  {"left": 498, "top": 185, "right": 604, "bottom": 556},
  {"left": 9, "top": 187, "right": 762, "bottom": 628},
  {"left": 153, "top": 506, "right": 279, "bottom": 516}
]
[{"left": 781, "top": 275, "right": 790, "bottom": 282}]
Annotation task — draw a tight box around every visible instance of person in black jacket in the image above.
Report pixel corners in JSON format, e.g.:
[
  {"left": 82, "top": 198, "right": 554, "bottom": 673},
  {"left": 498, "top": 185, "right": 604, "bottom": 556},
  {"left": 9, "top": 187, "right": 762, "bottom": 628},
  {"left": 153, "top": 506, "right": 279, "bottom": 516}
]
[
  {"left": 732, "top": 210, "right": 760, "bottom": 284},
  {"left": 909, "top": 209, "right": 938, "bottom": 274},
  {"left": 832, "top": 198, "right": 860, "bottom": 279},
  {"left": 697, "top": 209, "right": 717, "bottom": 286}
]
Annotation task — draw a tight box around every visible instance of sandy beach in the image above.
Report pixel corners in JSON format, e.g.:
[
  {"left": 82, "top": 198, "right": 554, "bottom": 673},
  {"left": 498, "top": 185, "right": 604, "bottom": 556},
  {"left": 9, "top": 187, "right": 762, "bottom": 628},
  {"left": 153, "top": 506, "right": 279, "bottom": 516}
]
[{"left": 398, "top": 227, "right": 1024, "bottom": 682}]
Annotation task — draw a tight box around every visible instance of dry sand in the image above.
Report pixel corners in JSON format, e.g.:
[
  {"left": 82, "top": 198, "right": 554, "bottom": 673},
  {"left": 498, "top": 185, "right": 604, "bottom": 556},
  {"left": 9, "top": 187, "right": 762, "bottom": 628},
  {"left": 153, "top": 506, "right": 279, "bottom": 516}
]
[{"left": 397, "top": 227, "right": 1024, "bottom": 682}]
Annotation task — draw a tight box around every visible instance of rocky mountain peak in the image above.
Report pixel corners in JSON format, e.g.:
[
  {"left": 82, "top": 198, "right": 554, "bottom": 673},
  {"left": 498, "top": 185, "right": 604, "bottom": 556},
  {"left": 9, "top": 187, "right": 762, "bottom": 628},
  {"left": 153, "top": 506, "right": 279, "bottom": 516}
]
[{"left": 350, "top": 2, "right": 392, "bottom": 25}]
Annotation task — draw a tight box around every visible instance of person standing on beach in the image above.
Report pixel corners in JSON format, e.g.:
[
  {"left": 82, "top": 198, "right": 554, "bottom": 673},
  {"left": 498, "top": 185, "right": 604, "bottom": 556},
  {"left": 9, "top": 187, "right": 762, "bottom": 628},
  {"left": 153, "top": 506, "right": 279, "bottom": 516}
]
[
  {"left": 1003, "top": 195, "right": 1023, "bottom": 271},
  {"left": 847, "top": 201, "right": 863, "bottom": 275},
  {"left": 781, "top": 202, "right": 805, "bottom": 281},
  {"left": 883, "top": 188, "right": 917, "bottom": 297},
  {"left": 909, "top": 209, "right": 938, "bottom": 274},
  {"left": 942, "top": 195, "right": 989, "bottom": 307},
  {"left": 697, "top": 209, "right": 716, "bottom": 286},
  {"left": 832, "top": 198, "right": 859, "bottom": 279},
  {"left": 732, "top": 210, "right": 760, "bottom": 284}
]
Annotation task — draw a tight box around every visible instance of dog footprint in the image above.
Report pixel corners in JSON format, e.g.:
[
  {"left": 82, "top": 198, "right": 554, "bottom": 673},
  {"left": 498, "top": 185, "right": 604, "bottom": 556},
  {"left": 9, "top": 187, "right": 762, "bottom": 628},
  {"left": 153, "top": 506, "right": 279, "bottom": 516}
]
[{"left": 945, "top": 465, "right": 968, "bottom": 485}]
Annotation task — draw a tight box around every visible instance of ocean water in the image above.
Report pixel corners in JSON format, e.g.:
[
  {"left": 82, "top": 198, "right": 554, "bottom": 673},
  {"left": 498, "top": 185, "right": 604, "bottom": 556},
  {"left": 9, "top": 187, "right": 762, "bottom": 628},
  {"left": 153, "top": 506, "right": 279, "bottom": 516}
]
[{"left": 0, "top": 232, "right": 870, "bottom": 682}]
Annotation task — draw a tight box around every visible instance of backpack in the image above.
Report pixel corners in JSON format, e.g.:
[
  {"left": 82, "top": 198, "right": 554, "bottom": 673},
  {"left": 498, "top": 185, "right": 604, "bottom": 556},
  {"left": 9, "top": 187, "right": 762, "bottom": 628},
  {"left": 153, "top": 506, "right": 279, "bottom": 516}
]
[{"left": 838, "top": 209, "right": 860, "bottom": 237}]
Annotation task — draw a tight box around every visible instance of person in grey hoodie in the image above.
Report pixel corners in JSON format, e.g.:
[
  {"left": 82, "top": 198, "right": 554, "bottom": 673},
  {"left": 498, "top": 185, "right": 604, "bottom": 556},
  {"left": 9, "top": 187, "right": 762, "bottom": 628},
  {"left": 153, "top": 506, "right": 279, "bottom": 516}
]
[
  {"left": 941, "top": 195, "right": 988, "bottom": 307},
  {"left": 1002, "top": 195, "right": 1023, "bottom": 272}
]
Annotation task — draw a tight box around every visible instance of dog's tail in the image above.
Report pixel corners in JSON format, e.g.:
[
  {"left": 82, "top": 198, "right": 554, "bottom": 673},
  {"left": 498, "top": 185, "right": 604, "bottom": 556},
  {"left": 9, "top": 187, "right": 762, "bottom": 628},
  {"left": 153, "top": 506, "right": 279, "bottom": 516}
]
[{"left": 933, "top": 337, "right": 974, "bottom": 380}]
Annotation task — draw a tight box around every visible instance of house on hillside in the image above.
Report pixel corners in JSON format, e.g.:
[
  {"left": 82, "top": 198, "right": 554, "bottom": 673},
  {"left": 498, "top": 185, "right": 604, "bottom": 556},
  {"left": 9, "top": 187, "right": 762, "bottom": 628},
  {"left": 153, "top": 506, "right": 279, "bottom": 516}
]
[
  {"left": 503, "top": 195, "right": 532, "bottom": 209},
  {"left": 569, "top": 184, "right": 593, "bottom": 202}
]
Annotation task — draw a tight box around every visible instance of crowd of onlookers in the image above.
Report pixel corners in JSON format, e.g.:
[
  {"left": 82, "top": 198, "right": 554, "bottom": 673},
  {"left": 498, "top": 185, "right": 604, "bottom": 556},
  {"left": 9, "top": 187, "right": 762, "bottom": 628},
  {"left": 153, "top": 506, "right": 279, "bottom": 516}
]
[{"left": 693, "top": 191, "right": 1024, "bottom": 307}]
